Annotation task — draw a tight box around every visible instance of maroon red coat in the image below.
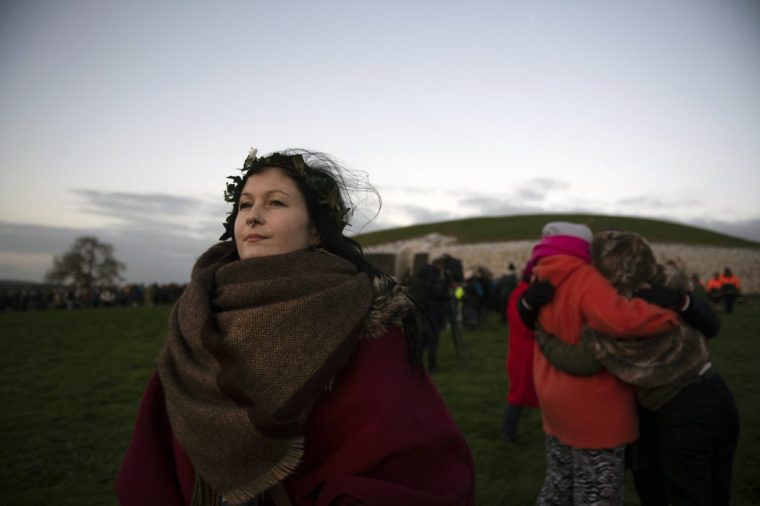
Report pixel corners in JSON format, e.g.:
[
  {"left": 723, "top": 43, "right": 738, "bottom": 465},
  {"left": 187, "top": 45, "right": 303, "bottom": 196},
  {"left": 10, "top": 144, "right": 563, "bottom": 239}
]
[
  {"left": 505, "top": 282, "right": 539, "bottom": 407},
  {"left": 116, "top": 327, "right": 475, "bottom": 505}
]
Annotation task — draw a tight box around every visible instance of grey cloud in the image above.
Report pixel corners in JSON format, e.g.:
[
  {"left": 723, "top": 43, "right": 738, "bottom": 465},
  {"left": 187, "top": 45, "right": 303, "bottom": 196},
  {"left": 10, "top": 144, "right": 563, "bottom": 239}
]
[
  {"left": 97, "top": 227, "right": 208, "bottom": 283},
  {"left": 376, "top": 184, "right": 439, "bottom": 194},
  {"left": 0, "top": 221, "right": 99, "bottom": 255},
  {"left": 74, "top": 189, "right": 225, "bottom": 225},
  {"left": 378, "top": 178, "right": 570, "bottom": 211},
  {"left": 72, "top": 189, "right": 227, "bottom": 240},
  {"left": 398, "top": 204, "right": 455, "bottom": 225},
  {"left": 457, "top": 196, "right": 546, "bottom": 216},
  {"left": 350, "top": 204, "right": 457, "bottom": 233},
  {"left": 617, "top": 195, "right": 702, "bottom": 208},
  {"left": 617, "top": 196, "right": 656, "bottom": 206},
  {"left": 73, "top": 190, "right": 204, "bottom": 217},
  {"left": 353, "top": 218, "right": 394, "bottom": 234},
  {"left": 0, "top": 185, "right": 233, "bottom": 283},
  {"left": 510, "top": 178, "right": 571, "bottom": 202},
  {"left": 0, "top": 220, "right": 209, "bottom": 283},
  {"left": 689, "top": 217, "right": 760, "bottom": 243},
  {"left": 0, "top": 256, "right": 52, "bottom": 282},
  {"left": 0, "top": 225, "right": 66, "bottom": 281},
  {"left": 522, "top": 178, "right": 570, "bottom": 192},
  {"left": 518, "top": 188, "right": 546, "bottom": 201},
  {"left": 454, "top": 177, "right": 570, "bottom": 208},
  {"left": 610, "top": 194, "right": 760, "bottom": 243}
]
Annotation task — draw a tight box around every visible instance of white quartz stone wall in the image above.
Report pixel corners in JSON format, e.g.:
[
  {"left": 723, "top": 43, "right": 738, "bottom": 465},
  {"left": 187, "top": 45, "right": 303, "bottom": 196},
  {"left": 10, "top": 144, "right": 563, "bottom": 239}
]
[{"left": 366, "top": 234, "right": 760, "bottom": 293}]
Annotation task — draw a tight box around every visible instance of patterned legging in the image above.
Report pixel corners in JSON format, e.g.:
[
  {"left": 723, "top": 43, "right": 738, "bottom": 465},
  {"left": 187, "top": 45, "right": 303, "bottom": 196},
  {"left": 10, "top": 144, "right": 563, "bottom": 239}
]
[{"left": 537, "top": 435, "right": 626, "bottom": 506}]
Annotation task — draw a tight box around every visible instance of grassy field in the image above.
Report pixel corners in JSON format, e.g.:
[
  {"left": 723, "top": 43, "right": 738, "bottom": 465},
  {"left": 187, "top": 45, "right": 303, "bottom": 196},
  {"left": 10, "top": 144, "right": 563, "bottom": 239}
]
[
  {"left": 433, "top": 302, "right": 760, "bottom": 505},
  {"left": 1, "top": 299, "right": 759, "bottom": 505}
]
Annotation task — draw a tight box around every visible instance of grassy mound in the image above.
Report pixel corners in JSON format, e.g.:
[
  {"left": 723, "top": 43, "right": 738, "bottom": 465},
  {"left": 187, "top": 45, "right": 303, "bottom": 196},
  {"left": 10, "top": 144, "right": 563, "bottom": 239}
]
[{"left": 356, "top": 214, "right": 760, "bottom": 248}]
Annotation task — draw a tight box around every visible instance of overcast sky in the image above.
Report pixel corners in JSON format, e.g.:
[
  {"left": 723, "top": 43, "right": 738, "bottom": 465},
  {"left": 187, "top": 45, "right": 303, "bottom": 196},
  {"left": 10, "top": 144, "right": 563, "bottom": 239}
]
[{"left": 1, "top": 0, "right": 759, "bottom": 284}]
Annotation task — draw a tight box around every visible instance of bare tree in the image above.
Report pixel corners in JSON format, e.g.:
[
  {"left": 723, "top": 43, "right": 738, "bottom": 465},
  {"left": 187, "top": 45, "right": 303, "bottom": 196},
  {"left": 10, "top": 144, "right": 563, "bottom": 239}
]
[{"left": 45, "top": 236, "right": 125, "bottom": 291}]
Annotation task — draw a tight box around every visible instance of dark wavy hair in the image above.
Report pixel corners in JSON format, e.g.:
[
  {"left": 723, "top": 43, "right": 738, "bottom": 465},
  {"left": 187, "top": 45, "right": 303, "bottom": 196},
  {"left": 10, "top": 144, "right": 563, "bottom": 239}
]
[
  {"left": 220, "top": 149, "right": 423, "bottom": 366},
  {"left": 220, "top": 149, "right": 385, "bottom": 278}
]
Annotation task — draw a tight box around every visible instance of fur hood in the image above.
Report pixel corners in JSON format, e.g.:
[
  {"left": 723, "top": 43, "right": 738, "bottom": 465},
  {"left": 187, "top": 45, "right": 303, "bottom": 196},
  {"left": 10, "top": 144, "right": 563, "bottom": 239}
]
[{"left": 359, "top": 276, "right": 418, "bottom": 340}]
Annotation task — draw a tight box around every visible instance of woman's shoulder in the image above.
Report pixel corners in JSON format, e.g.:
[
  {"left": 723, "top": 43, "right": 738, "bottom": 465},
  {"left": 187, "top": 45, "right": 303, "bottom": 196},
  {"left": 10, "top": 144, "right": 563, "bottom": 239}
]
[
  {"left": 353, "top": 326, "right": 415, "bottom": 385},
  {"left": 295, "top": 326, "right": 475, "bottom": 505},
  {"left": 536, "top": 255, "right": 593, "bottom": 286},
  {"left": 314, "top": 325, "right": 440, "bottom": 428},
  {"left": 357, "top": 276, "right": 417, "bottom": 339}
]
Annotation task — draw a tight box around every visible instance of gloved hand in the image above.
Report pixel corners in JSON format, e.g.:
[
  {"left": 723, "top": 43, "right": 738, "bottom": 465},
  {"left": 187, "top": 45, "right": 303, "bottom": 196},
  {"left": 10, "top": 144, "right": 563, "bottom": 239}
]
[
  {"left": 521, "top": 280, "right": 555, "bottom": 310},
  {"left": 634, "top": 285, "right": 688, "bottom": 311},
  {"left": 637, "top": 285, "right": 720, "bottom": 337},
  {"left": 517, "top": 280, "right": 555, "bottom": 330}
]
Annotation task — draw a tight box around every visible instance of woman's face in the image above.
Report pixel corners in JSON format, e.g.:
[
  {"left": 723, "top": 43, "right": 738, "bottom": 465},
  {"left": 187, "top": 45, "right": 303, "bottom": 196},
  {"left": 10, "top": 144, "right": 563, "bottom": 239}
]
[{"left": 233, "top": 167, "right": 319, "bottom": 260}]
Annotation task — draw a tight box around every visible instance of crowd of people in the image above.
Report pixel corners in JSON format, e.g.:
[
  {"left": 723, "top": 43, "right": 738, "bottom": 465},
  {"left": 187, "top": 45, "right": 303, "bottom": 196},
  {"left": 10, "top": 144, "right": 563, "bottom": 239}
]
[
  {"left": 404, "top": 257, "right": 526, "bottom": 373},
  {"left": 704, "top": 267, "right": 743, "bottom": 313},
  {"left": 378, "top": 225, "right": 744, "bottom": 506},
  {"left": 0, "top": 283, "right": 186, "bottom": 311},
  {"left": 112, "top": 146, "right": 744, "bottom": 506}
]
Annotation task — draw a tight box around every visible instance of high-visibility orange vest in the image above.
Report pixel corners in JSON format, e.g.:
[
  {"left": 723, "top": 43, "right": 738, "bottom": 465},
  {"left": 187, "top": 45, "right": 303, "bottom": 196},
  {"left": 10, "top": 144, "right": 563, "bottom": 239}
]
[
  {"left": 720, "top": 274, "right": 741, "bottom": 290},
  {"left": 705, "top": 278, "right": 722, "bottom": 292}
]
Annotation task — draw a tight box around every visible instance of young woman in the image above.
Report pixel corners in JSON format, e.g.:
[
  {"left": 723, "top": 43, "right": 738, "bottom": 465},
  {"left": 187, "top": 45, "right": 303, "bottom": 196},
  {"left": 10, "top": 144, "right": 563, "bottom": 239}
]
[{"left": 116, "top": 149, "right": 475, "bottom": 506}]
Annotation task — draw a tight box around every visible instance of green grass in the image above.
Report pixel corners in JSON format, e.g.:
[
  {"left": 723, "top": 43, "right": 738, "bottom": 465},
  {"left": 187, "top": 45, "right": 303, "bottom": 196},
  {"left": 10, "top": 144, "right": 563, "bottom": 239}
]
[
  {"left": 0, "top": 306, "right": 169, "bottom": 505},
  {"left": 356, "top": 214, "right": 760, "bottom": 248},
  {"left": 1, "top": 300, "right": 759, "bottom": 505},
  {"left": 432, "top": 299, "right": 760, "bottom": 505}
]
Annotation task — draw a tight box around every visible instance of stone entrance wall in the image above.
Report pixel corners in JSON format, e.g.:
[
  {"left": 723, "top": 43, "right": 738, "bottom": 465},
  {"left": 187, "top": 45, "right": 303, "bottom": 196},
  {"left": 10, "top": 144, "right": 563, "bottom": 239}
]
[{"left": 365, "top": 234, "right": 760, "bottom": 293}]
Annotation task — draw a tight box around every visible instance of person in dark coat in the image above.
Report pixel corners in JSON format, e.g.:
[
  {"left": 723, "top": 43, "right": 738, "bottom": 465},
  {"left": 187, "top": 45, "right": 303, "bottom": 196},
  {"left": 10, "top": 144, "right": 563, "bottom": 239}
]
[
  {"left": 719, "top": 267, "right": 741, "bottom": 314},
  {"left": 410, "top": 258, "right": 451, "bottom": 374},
  {"left": 497, "top": 263, "right": 518, "bottom": 325}
]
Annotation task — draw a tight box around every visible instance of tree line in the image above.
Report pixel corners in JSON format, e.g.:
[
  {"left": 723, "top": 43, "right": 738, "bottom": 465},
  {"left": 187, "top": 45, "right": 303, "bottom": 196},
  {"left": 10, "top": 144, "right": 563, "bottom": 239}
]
[{"left": 2, "top": 236, "right": 185, "bottom": 311}]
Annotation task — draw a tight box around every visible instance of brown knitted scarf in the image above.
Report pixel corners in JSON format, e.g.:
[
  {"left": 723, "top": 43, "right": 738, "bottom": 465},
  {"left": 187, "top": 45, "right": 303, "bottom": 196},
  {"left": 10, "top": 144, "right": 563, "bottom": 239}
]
[{"left": 157, "top": 242, "right": 377, "bottom": 504}]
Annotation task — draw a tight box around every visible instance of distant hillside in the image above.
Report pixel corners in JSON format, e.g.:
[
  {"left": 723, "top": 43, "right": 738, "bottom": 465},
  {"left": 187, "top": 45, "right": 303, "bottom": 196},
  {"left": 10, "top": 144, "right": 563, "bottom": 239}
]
[{"left": 356, "top": 214, "right": 760, "bottom": 248}]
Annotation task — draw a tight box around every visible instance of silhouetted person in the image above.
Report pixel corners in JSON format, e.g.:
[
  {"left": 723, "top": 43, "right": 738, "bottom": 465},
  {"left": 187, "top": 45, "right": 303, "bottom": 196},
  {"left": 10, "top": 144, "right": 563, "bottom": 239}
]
[
  {"left": 497, "top": 263, "right": 518, "bottom": 325},
  {"left": 719, "top": 267, "right": 741, "bottom": 314}
]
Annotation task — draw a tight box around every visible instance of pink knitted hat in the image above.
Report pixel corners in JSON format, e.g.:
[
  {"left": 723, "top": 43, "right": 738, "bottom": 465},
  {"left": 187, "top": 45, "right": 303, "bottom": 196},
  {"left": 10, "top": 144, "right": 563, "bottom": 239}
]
[{"left": 530, "top": 221, "right": 592, "bottom": 265}]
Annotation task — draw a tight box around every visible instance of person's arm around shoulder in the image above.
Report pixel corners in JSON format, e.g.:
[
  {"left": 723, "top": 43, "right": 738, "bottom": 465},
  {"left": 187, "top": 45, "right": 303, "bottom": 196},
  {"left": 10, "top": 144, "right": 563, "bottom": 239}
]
[
  {"left": 579, "top": 265, "right": 678, "bottom": 338},
  {"left": 682, "top": 293, "right": 721, "bottom": 338},
  {"left": 535, "top": 327, "right": 603, "bottom": 376},
  {"left": 634, "top": 285, "right": 721, "bottom": 338}
]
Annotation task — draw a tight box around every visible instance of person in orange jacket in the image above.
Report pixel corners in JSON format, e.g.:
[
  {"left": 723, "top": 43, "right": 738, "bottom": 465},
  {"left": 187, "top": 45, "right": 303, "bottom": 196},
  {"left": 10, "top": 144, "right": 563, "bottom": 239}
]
[
  {"left": 528, "top": 222, "right": 678, "bottom": 506},
  {"left": 719, "top": 267, "right": 741, "bottom": 314},
  {"left": 705, "top": 272, "right": 722, "bottom": 308},
  {"left": 534, "top": 230, "right": 737, "bottom": 506}
]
